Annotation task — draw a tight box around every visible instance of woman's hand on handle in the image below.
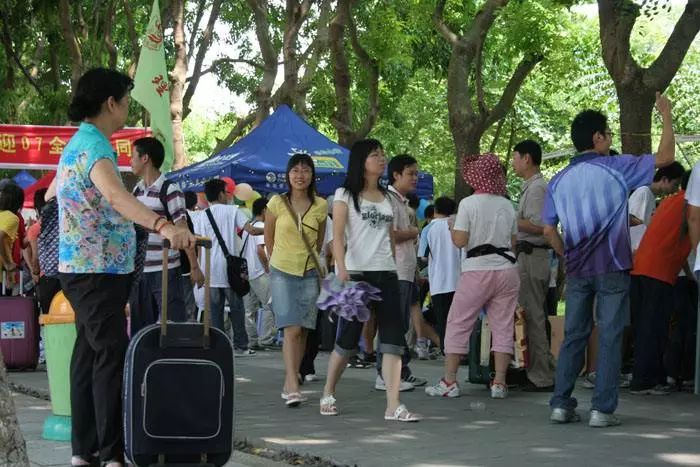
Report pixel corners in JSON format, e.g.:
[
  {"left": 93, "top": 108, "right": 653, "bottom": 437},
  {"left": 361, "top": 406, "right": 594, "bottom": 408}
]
[{"left": 160, "top": 223, "right": 196, "bottom": 251}]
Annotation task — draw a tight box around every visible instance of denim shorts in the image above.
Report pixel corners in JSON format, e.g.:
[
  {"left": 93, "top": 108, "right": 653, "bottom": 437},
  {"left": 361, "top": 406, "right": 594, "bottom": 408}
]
[{"left": 270, "top": 266, "right": 319, "bottom": 330}]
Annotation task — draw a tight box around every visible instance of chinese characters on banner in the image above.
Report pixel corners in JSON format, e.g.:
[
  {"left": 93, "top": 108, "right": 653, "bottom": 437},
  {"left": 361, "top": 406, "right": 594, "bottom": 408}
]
[{"left": 0, "top": 125, "right": 151, "bottom": 170}]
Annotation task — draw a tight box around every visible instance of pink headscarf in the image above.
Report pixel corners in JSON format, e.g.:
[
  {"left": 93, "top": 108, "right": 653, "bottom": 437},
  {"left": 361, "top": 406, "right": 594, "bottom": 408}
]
[{"left": 461, "top": 153, "right": 507, "bottom": 196}]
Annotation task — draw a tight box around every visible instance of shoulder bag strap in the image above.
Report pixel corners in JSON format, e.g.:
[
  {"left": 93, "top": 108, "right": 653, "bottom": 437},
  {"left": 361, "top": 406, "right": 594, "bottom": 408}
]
[
  {"left": 205, "top": 208, "right": 232, "bottom": 258},
  {"left": 281, "top": 195, "right": 326, "bottom": 277},
  {"left": 159, "top": 179, "right": 174, "bottom": 222}
]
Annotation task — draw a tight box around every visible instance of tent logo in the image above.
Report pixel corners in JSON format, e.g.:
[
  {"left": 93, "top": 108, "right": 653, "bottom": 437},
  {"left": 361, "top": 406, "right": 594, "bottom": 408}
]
[{"left": 312, "top": 156, "right": 344, "bottom": 170}]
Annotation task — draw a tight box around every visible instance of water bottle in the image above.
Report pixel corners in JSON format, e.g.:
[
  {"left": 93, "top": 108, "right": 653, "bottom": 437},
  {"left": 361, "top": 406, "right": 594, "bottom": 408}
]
[{"left": 470, "top": 401, "right": 486, "bottom": 411}]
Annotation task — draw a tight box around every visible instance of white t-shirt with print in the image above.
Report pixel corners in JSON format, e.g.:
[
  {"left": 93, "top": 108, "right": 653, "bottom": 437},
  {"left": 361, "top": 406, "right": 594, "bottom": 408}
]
[
  {"left": 685, "top": 161, "right": 700, "bottom": 272},
  {"left": 241, "top": 219, "right": 266, "bottom": 281},
  {"left": 192, "top": 203, "right": 250, "bottom": 288},
  {"left": 334, "top": 188, "right": 395, "bottom": 272},
  {"left": 426, "top": 217, "right": 461, "bottom": 295},
  {"left": 453, "top": 194, "right": 517, "bottom": 272}
]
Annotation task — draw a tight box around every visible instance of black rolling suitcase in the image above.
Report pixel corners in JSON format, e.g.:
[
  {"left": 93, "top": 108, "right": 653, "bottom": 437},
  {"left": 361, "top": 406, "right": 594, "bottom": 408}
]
[{"left": 124, "top": 239, "right": 234, "bottom": 466}]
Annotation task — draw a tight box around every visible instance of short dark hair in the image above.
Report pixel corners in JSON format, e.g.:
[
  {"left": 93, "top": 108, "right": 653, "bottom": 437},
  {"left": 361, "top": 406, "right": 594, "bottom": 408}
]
[
  {"left": 252, "top": 197, "right": 268, "bottom": 217},
  {"left": 654, "top": 161, "right": 685, "bottom": 183},
  {"left": 424, "top": 205, "right": 435, "bottom": 219},
  {"left": 388, "top": 154, "right": 418, "bottom": 184},
  {"left": 184, "top": 191, "right": 198, "bottom": 210},
  {"left": 434, "top": 196, "right": 456, "bottom": 216},
  {"left": 513, "top": 139, "right": 542, "bottom": 166},
  {"left": 571, "top": 110, "right": 607, "bottom": 152},
  {"left": 68, "top": 68, "right": 134, "bottom": 121},
  {"left": 34, "top": 188, "right": 48, "bottom": 213},
  {"left": 204, "top": 178, "right": 226, "bottom": 202},
  {"left": 134, "top": 137, "right": 165, "bottom": 169},
  {"left": 0, "top": 182, "right": 24, "bottom": 213},
  {"left": 681, "top": 170, "right": 691, "bottom": 191}
]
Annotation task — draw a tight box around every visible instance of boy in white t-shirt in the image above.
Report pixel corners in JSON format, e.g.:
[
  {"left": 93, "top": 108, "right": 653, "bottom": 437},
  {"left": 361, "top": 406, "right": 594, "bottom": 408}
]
[
  {"left": 424, "top": 196, "right": 460, "bottom": 353},
  {"left": 242, "top": 197, "right": 276, "bottom": 348},
  {"left": 425, "top": 154, "right": 519, "bottom": 400}
]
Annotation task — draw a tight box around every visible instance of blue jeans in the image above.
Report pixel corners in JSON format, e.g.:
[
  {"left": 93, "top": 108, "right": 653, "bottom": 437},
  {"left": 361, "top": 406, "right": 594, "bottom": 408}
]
[
  {"left": 550, "top": 271, "right": 629, "bottom": 414},
  {"left": 210, "top": 287, "right": 248, "bottom": 350}
]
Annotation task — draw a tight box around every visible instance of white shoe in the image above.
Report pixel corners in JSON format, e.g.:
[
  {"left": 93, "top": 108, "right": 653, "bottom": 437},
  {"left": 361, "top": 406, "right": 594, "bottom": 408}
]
[
  {"left": 425, "top": 379, "right": 460, "bottom": 398},
  {"left": 490, "top": 382, "right": 508, "bottom": 399},
  {"left": 304, "top": 374, "right": 319, "bottom": 383},
  {"left": 415, "top": 344, "right": 430, "bottom": 360},
  {"left": 375, "top": 375, "right": 414, "bottom": 392}
]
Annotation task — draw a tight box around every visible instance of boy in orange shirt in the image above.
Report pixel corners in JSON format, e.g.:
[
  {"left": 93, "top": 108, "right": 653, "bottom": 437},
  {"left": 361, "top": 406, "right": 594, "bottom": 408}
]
[{"left": 630, "top": 170, "right": 691, "bottom": 395}]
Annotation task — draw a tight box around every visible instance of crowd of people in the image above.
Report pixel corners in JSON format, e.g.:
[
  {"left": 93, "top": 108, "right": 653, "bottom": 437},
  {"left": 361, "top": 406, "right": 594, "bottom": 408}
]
[{"left": 1, "top": 66, "right": 696, "bottom": 466}]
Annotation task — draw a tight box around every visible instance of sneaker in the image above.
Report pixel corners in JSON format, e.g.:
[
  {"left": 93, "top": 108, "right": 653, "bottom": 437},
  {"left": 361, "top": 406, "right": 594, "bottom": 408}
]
[
  {"left": 429, "top": 347, "right": 443, "bottom": 360},
  {"left": 375, "top": 375, "right": 414, "bottom": 392},
  {"left": 363, "top": 352, "right": 377, "bottom": 363},
  {"left": 550, "top": 407, "right": 581, "bottom": 424},
  {"left": 304, "top": 374, "right": 319, "bottom": 383},
  {"left": 234, "top": 348, "right": 256, "bottom": 357},
  {"left": 347, "top": 355, "right": 371, "bottom": 368},
  {"left": 490, "top": 382, "right": 508, "bottom": 399},
  {"left": 249, "top": 343, "right": 265, "bottom": 351},
  {"left": 404, "top": 374, "right": 427, "bottom": 387},
  {"left": 629, "top": 384, "right": 670, "bottom": 396},
  {"left": 589, "top": 410, "right": 621, "bottom": 428},
  {"left": 582, "top": 372, "right": 596, "bottom": 389},
  {"left": 425, "top": 379, "right": 460, "bottom": 398}
]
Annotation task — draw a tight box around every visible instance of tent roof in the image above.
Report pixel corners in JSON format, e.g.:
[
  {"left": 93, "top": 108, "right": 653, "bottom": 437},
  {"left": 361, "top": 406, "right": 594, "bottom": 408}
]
[{"left": 169, "top": 105, "right": 433, "bottom": 198}]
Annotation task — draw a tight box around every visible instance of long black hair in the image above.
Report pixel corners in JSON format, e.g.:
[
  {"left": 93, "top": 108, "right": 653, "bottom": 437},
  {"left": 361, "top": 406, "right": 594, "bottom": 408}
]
[
  {"left": 342, "top": 139, "right": 385, "bottom": 212},
  {"left": 68, "top": 68, "right": 134, "bottom": 121},
  {"left": 286, "top": 153, "right": 317, "bottom": 203}
]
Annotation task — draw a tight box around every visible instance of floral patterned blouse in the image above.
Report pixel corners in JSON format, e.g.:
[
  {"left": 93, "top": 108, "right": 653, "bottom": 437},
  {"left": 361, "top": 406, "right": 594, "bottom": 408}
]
[{"left": 57, "top": 122, "right": 135, "bottom": 274}]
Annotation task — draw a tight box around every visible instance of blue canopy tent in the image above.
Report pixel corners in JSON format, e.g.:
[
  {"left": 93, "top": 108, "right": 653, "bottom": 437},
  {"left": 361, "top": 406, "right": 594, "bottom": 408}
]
[{"left": 168, "top": 105, "right": 433, "bottom": 198}]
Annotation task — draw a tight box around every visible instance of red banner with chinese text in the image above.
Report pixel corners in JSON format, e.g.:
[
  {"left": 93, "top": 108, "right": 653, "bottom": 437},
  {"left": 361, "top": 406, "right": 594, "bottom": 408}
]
[{"left": 0, "top": 125, "right": 151, "bottom": 170}]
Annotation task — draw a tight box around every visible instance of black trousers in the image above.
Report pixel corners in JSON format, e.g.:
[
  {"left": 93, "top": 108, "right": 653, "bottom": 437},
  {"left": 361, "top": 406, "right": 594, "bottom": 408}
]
[
  {"left": 432, "top": 292, "right": 455, "bottom": 353},
  {"left": 300, "top": 310, "right": 322, "bottom": 377},
  {"left": 59, "top": 273, "right": 132, "bottom": 462},
  {"left": 665, "top": 277, "right": 698, "bottom": 382},
  {"left": 630, "top": 275, "right": 673, "bottom": 390},
  {"left": 36, "top": 275, "right": 62, "bottom": 314}
]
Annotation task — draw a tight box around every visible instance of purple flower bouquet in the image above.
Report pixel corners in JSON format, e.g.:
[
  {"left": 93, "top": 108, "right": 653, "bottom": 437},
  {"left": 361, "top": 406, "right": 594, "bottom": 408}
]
[{"left": 316, "top": 273, "right": 382, "bottom": 322}]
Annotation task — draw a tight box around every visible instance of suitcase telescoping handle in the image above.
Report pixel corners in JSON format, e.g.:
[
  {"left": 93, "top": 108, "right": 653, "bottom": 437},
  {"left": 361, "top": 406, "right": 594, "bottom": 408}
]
[
  {"left": 2, "top": 269, "right": 23, "bottom": 296},
  {"left": 161, "top": 237, "right": 212, "bottom": 349}
]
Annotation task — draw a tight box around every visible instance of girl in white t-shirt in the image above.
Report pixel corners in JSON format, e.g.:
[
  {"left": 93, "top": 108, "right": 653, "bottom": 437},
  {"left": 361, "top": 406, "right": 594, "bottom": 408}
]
[{"left": 320, "top": 139, "right": 421, "bottom": 422}]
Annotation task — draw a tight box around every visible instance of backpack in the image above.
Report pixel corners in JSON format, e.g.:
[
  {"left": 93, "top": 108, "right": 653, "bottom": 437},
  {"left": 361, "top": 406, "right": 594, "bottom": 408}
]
[{"left": 37, "top": 198, "right": 59, "bottom": 277}]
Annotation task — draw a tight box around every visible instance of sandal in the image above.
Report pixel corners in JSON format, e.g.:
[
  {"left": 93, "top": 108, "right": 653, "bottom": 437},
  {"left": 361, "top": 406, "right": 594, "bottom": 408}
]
[
  {"left": 285, "top": 392, "right": 305, "bottom": 407},
  {"left": 384, "top": 404, "right": 422, "bottom": 422},
  {"left": 320, "top": 394, "right": 339, "bottom": 416}
]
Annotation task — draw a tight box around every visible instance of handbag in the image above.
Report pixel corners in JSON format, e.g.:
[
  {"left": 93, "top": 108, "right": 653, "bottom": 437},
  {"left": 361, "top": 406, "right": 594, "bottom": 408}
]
[
  {"left": 205, "top": 207, "right": 250, "bottom": 297},
  {"left": 37, "top": 198, "right": 59, "bottom": 277},
  {"left": 280, "top": 195, "right": 327, "bottom": 282}
]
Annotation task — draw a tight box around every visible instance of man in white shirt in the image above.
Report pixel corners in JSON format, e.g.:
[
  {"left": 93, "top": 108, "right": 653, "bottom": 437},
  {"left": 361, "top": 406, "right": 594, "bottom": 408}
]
[
  {"left": 629, "top": 161, "right": 685, "bottom": 225},
  {"left": 424, "top": 197, "right": 460, "bottom": 353},
  {"left": 192, "top": 178, "right": 262, "bottom": 355},
  {"left": 683, "top": 162, "right": 700, "bottom": 394},
  {"left": 375, "top": 154, "right": 428, "bottom": 391},
  {"left": 242, "top": 197, "right": 276, "bottom": 348},
  {"left": 129, "top": 137, "right": 202, "bottom": 336}
]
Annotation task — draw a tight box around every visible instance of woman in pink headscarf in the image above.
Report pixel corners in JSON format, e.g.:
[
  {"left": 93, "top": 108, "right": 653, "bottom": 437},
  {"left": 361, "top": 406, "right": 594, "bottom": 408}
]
[{"left": 425, "top": 153, "right": 520, "bottom": 400}]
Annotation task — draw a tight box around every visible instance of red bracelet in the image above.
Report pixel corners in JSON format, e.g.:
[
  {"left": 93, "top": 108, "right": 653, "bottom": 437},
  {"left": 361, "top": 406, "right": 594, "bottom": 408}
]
[
  {"left": 152, "top": 215, "right": 166, "bottom": 231},
  {"left": 157, "top": 220, "right": 172, "bottom": 234}
]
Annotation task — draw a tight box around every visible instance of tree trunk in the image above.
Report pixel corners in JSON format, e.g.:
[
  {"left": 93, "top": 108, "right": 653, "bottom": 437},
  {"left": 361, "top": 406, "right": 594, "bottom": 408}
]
[
  {"left": 247, "top": 0, "right": 279, "bottom": 127},
  {"left": 169, "top": 0, "right": 188, "bottom": 170},
  {"left": 617, "top": 88, "right": 655, "bottom": 155},
  {"left": 0, "top": 351, "right": 29, "bottom": 465},
  {"left": 58, "top": 0, "right": 83, "bottom": 94},
  {"left": 598, "top": 0, "right": 700, "bottom": 156},
  {"left": 452, "top": 132, "right": 480, "bottom": 201}
]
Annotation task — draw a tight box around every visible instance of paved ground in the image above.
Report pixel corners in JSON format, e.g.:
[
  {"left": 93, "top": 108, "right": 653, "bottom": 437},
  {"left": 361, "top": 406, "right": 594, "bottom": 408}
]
[{"left": 9, "top": 351, "right": 700, "bottom": 467}]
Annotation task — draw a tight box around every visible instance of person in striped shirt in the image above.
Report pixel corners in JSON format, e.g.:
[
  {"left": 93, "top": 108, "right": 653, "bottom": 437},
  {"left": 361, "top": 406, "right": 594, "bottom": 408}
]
[{"left": 128, "top": 137, "right": 202, "bottom": 336}]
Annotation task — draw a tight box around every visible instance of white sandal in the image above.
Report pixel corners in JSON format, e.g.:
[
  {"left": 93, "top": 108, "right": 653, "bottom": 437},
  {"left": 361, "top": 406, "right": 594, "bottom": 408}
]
[
  {"left": 320, "top": 394, "right": 338, "bottom": 416},
  {"left": 285, "top": 392, "right": 305, "bottom": 407},
  {"left": 384, "top": 404, "right": 422, "bottom": 422}
]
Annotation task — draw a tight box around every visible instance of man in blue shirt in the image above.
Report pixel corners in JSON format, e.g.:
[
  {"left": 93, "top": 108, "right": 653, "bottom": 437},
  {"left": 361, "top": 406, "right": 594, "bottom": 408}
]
[{"left": 543, "top": 92, "right": 675, "bottom": 427}]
